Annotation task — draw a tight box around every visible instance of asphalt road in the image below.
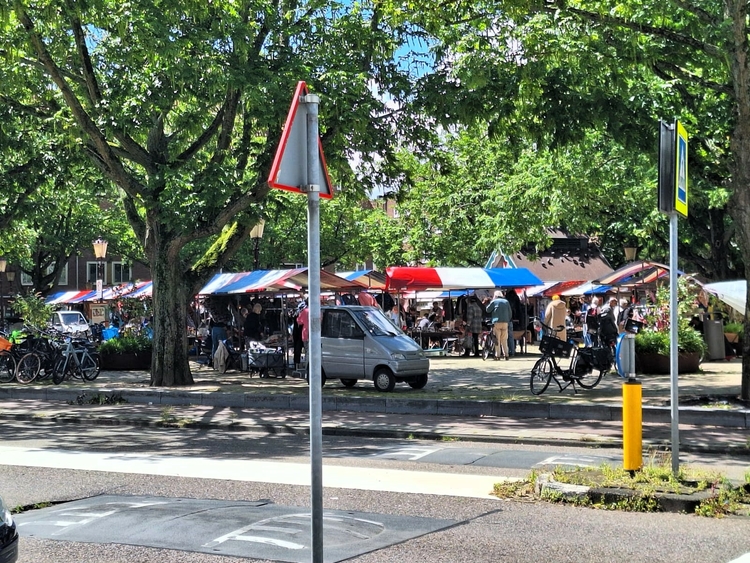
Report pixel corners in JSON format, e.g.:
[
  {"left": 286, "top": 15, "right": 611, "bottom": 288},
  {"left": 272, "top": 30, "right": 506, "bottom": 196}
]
[{"left": 2, "top": 420, "right": 750, "bottom": 563}]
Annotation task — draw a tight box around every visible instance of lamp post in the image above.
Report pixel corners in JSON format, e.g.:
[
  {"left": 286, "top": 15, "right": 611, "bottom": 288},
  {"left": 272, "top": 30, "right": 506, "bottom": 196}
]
[
  {"left": 624, "top": 245, "right": 638, "bottom": 262},
  {"left": 250, "top": 219, "right": 265, "bottom": 270},
  {"left": 0, "top": 257, "right": 6, "bottom": 331},
  {"left": 92, "top": 238, "right": 108, "bottom": 301}
]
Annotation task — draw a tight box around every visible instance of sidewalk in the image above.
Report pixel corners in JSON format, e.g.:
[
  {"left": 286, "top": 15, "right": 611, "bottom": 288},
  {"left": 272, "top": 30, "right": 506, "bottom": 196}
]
[{"left": 0, "top": 352, "right": 747, "bottom": 454}]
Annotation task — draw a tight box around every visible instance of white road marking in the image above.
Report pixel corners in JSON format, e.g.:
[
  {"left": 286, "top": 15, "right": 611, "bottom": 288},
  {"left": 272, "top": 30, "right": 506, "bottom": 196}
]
[{"left": 0, "top": 445, "right": 509, "bottom": 499}]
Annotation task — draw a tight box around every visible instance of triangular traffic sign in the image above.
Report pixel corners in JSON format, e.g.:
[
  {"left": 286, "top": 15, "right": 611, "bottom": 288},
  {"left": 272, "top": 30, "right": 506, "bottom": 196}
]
[{"left": 267, "top": 81, "right": 334, "bottom": 198}]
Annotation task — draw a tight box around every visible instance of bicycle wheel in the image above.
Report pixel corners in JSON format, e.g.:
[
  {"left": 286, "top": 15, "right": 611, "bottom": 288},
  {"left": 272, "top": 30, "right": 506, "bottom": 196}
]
[
  {"left": 80, "top": 353, "right": 99, "bottom": 381},
  {"left": 576, "top": 359, "right": 605, "bottom": 389},
  {"left": 52, "top": 355, "right": 69, "bottom": 384},
  {"left": 16, "top": 353, "right": 41, "bottom": 384},
  {"left": 530, "top": 357, "right": 553, "bottom": 395},
  {"left": 482, "top": 335, "right": 493, "bottom": 360},
  {"left": 0, "top": 351, "right": 16, "bottom": 383}
]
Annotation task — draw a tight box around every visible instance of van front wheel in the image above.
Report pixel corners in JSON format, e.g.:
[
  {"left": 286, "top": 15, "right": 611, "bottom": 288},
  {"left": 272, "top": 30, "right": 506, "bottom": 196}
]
[
  {"left": 373, "top": 368, "right": 396, "bottom": 392},
  {"left": 341, "top": 379, "right": 357, "bottom": 388},
  {"left": 408, "top": 373, "right": 428, "bottom": 389}
]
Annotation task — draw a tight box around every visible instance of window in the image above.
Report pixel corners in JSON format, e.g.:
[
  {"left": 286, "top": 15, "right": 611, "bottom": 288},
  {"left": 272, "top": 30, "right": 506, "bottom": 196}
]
[
  {"left": 87, "top": 262, "right": 106, "bottom": 285},
  {"left": 21, "top": 263, "right": 67, "bottom": 286},
  {"left": 111, "top": 262, "right": 132, "bottom": 284},
  {"left": 322, "top": 310, "right": 363, "bottom": 339}
]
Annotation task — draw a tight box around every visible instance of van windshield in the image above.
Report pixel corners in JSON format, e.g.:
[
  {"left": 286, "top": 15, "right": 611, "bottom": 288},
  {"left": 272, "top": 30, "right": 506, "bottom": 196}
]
[
  {"left": 352, "top": 309, "right": 401, "bottom": 337},
  {"left": 56, "top": 313, "right": 86, "bottom": 325}
]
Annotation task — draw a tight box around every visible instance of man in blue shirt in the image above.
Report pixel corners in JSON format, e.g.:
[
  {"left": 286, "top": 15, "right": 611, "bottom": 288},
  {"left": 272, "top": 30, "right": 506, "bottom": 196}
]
[{"left": 485, "top": 290, "right": 513, "bottom": 360}]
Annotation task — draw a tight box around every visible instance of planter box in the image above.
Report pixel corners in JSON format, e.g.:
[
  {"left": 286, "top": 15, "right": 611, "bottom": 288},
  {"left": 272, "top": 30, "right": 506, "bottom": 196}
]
[
  {"left": 100, "top": 352, "right": 152, "bottom": 371},
  {"left": 635, "top": 352, "right": 701, "bottom": 375}
]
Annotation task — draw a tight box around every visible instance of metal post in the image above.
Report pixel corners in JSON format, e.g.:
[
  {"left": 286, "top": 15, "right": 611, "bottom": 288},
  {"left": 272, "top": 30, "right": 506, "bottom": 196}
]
[
  {"left": 303, "top": 92, "right": 324, "bottom": 563},
  {"left": 669, "top": 212, "right": 680, "bottom": 474}
]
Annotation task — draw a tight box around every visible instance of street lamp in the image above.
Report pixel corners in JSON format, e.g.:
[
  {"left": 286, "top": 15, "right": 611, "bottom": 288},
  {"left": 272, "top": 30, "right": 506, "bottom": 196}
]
[
  {"left": 0, "top": 258, "right": 6, "bottom": 330},
  {"left": 92, "top": 237, "right": 108, "bottom": 301},
  {"left": 624, "top": 246, "right": 638, "bottom": 262},
  {"left": 250, "top": 219, "right": 265, "bottom": 270}
]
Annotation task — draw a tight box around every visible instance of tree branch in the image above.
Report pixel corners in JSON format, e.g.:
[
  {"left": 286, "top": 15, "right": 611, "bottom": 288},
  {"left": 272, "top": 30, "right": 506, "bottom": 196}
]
[{"left": 545, "top": 0, "right": 724, "bottom": 60}]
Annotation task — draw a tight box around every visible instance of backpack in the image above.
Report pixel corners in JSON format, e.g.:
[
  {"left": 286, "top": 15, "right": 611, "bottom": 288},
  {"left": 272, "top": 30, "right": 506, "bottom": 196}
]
[{"left": 584, "top": 307, "right": 599, "bottom": 332}]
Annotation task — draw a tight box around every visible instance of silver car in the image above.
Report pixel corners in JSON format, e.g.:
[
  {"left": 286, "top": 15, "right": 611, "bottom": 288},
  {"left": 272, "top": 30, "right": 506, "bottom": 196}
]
[{"left": 318, "top": 306, "right": 430, "bottom": 392}]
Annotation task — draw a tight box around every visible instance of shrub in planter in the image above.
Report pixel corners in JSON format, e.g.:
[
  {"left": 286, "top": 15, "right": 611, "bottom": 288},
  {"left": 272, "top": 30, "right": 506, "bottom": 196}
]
[{"left": 99, "top": 335, "right": 152, "bottom": 370}]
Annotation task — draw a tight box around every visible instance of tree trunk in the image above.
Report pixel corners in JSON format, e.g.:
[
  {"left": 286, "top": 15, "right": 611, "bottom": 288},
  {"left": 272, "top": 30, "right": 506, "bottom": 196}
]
[{"left": 149, "top": 242, "right": 194, "bottom": 387}]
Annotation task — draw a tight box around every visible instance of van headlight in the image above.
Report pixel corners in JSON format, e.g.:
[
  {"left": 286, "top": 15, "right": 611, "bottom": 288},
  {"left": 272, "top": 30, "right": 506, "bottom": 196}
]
[
  {"left": 391, "top": 352, "right": 406, "bottom": 360},
  {"left": 0, "top": 498, "right": 14, "bottom": 527}
]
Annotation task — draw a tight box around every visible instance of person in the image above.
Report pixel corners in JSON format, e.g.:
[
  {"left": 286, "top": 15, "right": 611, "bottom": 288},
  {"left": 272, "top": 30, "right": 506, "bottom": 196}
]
[
  {"left": 599, "top": 297, "right": 620, "bottom": 344},
  {"left": 431, "top": 301, "right": 444, "bottom": 325},
  {"left": 464, "top": 296, "right": 484, "bottom": 357},
  {"left": 357, "top": 291, "right": 377, "bottom": 307},
  {"left": 244, "top": 303, "right": 264, "bottom": 343},
  {"left": 617, "top": 298, "right": 633, "bottom": 332},
  {"left": 388, "top": 304, "right": 401, "bottom": 327},
  {"left": 297, "top": 301, "right": 310, "bottom": 362},
  {"left": 505, "top": 288, "right": 523, "bottom": 357},
  {"left": 204, "top": 297, "right": 232, "bottom": 367},
  {"left": 485, "top": 290, "right": 513, "bottom": 360},
  {"left": 417, "top": 312, "right": 431, "bottom": 330},
  {"left": 544, "top": 295, "right": 567, "bottom": 340}
]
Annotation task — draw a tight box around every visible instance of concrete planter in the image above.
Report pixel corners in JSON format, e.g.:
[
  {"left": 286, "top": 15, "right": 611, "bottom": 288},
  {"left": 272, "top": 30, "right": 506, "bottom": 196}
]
[
  {"left": 100, "top": 352, "right": 152, "bottom": 370},
  {"left": 635, "top": 351, "right": 701, "bottom": 374}
]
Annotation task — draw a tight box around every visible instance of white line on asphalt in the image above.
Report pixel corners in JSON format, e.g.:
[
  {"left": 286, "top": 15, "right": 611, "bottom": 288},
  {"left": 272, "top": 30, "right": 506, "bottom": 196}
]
[{"left": 0, "top": 446, "right": 510, "bottom": 499}]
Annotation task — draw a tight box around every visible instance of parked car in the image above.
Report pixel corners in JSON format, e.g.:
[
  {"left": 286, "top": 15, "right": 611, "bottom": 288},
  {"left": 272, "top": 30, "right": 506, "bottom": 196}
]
[
  {"left": 0, "top": 495, "right": 18, "bottom": 563},
  {"left": 50, "top": 311, "right": 91, "bottom": 336},
  {"left": 315, "top": 305, "right": 430, "bottom": 392}
]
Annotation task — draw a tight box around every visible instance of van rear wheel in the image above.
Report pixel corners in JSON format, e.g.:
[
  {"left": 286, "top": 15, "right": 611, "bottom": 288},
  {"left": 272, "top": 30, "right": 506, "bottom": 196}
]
[
  {"left": 340, "top": 379, "right": 357, "bottom": 388},
  {"left": 305, "top": 366, "right": 327, "bottom": 387},
  {"left": 408, "top": 373, "right": 428, "bottom": 389},
  {"left": 373, "top": 368, "right": 396, "bottom": 392}
]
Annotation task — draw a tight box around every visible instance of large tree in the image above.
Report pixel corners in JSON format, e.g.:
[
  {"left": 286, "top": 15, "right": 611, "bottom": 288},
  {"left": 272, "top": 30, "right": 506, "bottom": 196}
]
[
  {"left": 4, "top": 0, "right": 439, "bottom": 385},
  {"left": 406, "top": 0, "right": 749, "bottom": 398}
]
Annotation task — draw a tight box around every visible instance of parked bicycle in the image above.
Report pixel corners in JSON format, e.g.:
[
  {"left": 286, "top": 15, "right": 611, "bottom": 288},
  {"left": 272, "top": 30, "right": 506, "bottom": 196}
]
[
  {"left": 530, "top": 318, "right": 613, "bottom": 395},
  {"left": 52, "top": 334, "right": 100, "bottom": 384}
]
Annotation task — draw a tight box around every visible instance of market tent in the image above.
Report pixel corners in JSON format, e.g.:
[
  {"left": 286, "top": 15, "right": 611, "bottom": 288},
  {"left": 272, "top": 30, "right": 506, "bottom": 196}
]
[
  {"left": 199, "top": 268, "right": 367, "bottom": 294},
  {"left": 385, "top": 267, "right": 542, "bottom": 291},
  {"left": 703, "top": 280, "right": 746, "bottom": 315},
  {"left": 593, "top": 260, "right": 674, "bottom": 287},
  {"left": 336, "top": 270, "right": 387, "bottom": 290},
  {"left": 560, "top": 281, "right": 614, "bottom": 296},
  {"left": 45, "top": 290, "right": 92, "bottom": 305}
]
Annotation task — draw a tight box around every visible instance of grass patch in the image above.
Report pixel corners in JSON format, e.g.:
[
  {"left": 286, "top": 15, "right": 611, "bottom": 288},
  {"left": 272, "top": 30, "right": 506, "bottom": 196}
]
[{"left": 493, "top": 453, "right": 750, "bottom": 517}]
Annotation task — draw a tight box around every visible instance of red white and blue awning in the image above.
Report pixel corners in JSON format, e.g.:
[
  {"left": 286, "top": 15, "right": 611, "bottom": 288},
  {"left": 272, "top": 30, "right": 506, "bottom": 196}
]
[
  {"left": 199, "top": 269, "right": 367, "bottom": 295},
  {"left": 45, "top": 281, "right": 153, "bottom": 304},
  {"left": 385, "top": 267, "right": 543, "bottom": 291},
  {"left": 336, "top": 270, "right": 388, "bottom": 290}
]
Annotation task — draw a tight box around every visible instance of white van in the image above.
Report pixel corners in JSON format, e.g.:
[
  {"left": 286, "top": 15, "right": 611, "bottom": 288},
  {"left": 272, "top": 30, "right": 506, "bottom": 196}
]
[
  {"left": 50, "top": 311, "right": 91, "bottom": 336},
  {"left": 316, "top": 305, "right": 430, "bottom": 392}
]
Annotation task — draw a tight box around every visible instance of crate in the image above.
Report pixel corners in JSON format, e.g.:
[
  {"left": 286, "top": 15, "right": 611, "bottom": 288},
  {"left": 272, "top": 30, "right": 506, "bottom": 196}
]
[{"left": 539, "top": 335, "right": 575, "bottom": 358}]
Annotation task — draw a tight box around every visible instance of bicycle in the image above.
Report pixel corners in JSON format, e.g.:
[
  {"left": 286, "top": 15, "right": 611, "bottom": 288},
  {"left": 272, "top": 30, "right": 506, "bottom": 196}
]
[
  {"left": 480, "top": 325, "right": 496, "bottom": 360},
  {"left": 529, "top": 318, "right": 612, "bottom": 395},
  {"left": 52, "top": 335, "right": 101, "bottom": 384}
]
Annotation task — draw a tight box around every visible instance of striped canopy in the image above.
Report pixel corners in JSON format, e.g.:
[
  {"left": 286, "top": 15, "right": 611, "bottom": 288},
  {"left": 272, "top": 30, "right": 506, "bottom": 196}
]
[
  {"left": 198, "top": 268, "right": 367, "bottom": 294},
  {"left": 593, "top": 260, "right": 675, "bottom": 287},
  {"left": 385, "top": 267, "right": 543, "bottom": 291},
  {"left": 336, "top": 270, "right": 388, "bottom": 290}
]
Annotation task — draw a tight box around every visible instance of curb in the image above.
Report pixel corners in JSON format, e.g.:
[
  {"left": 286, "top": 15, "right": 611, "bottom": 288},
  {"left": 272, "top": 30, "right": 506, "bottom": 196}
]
[
  {"left": 1, "top": 409, "right": 747, "bottom": 455},
  {"left": 1, "top": 386, "right": 747, "bottom": 428}
]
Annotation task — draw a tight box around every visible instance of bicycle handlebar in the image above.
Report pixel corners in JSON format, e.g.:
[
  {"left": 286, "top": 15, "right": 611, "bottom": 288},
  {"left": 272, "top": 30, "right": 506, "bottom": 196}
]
[{"left": 531, "top": 317, "right": 565, "bottom": 333}]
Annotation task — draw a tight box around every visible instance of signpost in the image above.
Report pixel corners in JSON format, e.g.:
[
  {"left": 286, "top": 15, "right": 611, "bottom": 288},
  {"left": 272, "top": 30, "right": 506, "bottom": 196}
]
[
  {"left": 658, "top": 119, "right": 689, "bottom": 475},
  {"left": 268, "top": 81, "right": 333, "bottom": 562}
]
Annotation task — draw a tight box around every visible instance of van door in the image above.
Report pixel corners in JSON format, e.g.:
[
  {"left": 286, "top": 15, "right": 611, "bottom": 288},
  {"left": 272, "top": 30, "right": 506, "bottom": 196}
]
[{"left": 321, "top": 309, "right": 365, "bottom": 379}]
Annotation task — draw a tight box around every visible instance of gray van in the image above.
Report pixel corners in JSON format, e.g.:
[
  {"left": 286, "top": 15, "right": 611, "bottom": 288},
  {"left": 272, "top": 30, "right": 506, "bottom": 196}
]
[{"left": 318, "top": 305, "right": 429, "bottom": 392}]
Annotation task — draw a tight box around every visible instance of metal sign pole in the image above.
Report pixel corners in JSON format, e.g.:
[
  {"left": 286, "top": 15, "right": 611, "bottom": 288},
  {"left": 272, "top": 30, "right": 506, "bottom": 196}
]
[
  {"left": 303, "top": 92, "right": 324, "bottom": 563},
  {"left": 669, "top": 211, "right": 680, "bottom": 474}
]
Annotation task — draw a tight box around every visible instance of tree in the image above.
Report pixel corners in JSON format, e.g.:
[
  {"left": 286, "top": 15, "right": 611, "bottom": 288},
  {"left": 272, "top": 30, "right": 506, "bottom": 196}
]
[
  {"left": 408, "top": 0, "right": 750, "bottom": 398},
  {"left": 4, "top": 0, "right": 439, "bottom": 385}
]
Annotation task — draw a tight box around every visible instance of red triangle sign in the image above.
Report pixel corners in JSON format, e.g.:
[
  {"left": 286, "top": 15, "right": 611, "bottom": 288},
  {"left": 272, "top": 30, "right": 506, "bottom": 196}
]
[{"left": 267, "top": 81, "right": 334, "bottom": 198}]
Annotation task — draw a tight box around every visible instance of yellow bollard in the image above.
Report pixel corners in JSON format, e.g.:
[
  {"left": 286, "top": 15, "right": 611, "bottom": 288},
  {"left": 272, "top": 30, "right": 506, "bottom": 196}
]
[{"left": 622, "top": 379, "right": 643, "bottom": 472}]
